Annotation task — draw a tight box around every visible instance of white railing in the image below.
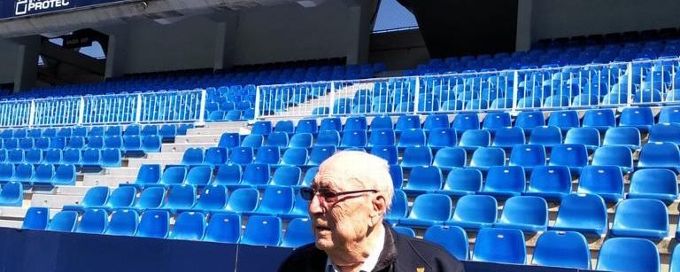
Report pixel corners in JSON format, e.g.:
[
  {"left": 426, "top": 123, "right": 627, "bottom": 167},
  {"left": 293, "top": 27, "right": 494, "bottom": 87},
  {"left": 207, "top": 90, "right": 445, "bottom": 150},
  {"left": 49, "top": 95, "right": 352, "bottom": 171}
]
[
  {"left": 255, "top": 57, "right": 680, "bottom": 119},
  {"left": 0, "top": 89, "right": 206, "bottom": 128}
]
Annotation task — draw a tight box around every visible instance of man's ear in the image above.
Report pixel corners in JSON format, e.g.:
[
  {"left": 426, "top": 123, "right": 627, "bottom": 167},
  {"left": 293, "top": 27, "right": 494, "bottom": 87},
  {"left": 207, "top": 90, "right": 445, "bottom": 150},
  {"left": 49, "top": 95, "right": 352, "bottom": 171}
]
[{"left": 372, "top": 193, "right": 387, "bottom": 216}]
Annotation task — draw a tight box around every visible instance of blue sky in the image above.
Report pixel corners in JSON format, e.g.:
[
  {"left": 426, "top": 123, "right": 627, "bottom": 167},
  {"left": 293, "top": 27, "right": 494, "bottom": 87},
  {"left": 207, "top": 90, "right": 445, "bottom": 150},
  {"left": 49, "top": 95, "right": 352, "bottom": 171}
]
[{"left": 372, "top": 0, "right": 419, "bottom": 32}]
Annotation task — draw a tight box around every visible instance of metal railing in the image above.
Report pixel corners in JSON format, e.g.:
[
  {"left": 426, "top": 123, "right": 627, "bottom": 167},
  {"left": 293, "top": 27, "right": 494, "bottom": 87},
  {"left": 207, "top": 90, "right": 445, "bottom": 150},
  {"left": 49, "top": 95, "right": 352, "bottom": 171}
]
[
  {"left": 0, "top": 89, "right": 206, "bottom": 128},
  {"left": 255, "top": 57, "right": 680, "bottom": 119}
]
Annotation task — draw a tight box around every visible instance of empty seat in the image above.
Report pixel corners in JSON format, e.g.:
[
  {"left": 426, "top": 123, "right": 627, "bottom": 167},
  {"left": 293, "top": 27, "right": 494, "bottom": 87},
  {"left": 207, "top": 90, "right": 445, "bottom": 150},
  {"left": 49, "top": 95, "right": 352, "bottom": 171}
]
[
  {"left": 610, "top": 198, "right": 669, "bottom": 239},
  {"left": 386, "top": 190, "right": 407, "bottom": 222},
  {"left": 637, "top": 142, "right": 680, "bottom": 173},
  {"left": 93, "top": 187, "right": 136, "bottom": 211},
  {"left": 368, "top": 129, "right": 395, "bottom": 147},
  {"left": 67, "top": 137, "right": 85, "bottom": 149},
  {"left": 547, "top": 110, "right": 580, "bottom": 134},
  {"left": 104, "top": 136, "right": 123, "bottom": 149},
  {"left": 319, "top": 117, "right": 342, "bottom": 132},
  {"left": 492, "top": 127, "right": 526, "bottom": 150},
  {"left": 75, "top": 209, "right": 108, "bottom": 234},
  {"left": 628, "top": 169, "right": 679, "bottom": 203},
  {"left": 649, "top": 123, "right": 680, "bottom": 144},
  {"left": 204, "top": 213, "right": 241, "bottom": 243},
  {"left": 7, "top": 149, "right": 24, "bottom": 163},
  {"left": 469, "top": 147, "right": 506, "bottom": 172},
  {"left": 0, "top": 181, "right": 23, "bottom": 206},
  {"left": 47, "top": 211, "right": 78, "bottom": 232},
  {"left": 397, "top": 129, "right": 426, "bottom": 149},
  {"left": 394, "top": 115, "right": 421, "bottom": 133},
  {"left": 63, "top": 186, "right": 109, "bottom": 212},
  {"left": 32, "top": 164, "right": 54, "bottom": 186},
  {"left": 295, "top": 119, "right": 318, "bottom": 135},
  {"left": 509, "top": 144, "right": 546, "bottom": 172},
  {"left": 564, "top": 127, "right": 600, "bottom": 151},
  {"left": 458, "top": 129, "right": 490, "bottom": 151},
  {"left": 659, "top": 106, "right": 680, "bottom": 124},
  {"left": 582, "top": 109, "right": 616, "bottom": 132},
  {"left": 495, "top": 196, "right": 548, "bottom": 232},
  {"left": 289, "top": 133, "right": 313, "bottom": 149},
  {"left": 316, "top": 130, "right": 340, "bottom": 147},
  {"left": 515, "top": 112, "right": 545, "bottom": 134},
  {"left": 399, "top": 193, "right": 452, "bottom": 228},
  {"left": 596, "top": 238, "right": 660, "bottom": 272},
  {"left": 423, "top": 114, "right": 450, "bottom": 132},
  {"left": 101, "top": 148, "right": 122, "bottom": 167},
  {"left": 427, "top": 128, "right": 457, "bottom": 149},
  {"left": 432, "top": 147, "right": 466, "bottom": 170},
  {"left": 251, "top": 121, "right": 272, "bottom": 136},
  {"left": 307, "top": 146, "right": 336, "bottom": 166},
  {"left": 131, "top": 186, "right": 165, "bottom": 210},
  {"left": 249, "top": 186, "right": 294, "bottom": 216},
  {"left": 451, "top": 113, "right": 480, "bottom": 133},
  {"left": 24, "top": 149, "right": 43, "bottom": 164},
  {"left": 528, "top": 126, "right": 563, "bottom": 148},
  {"left": 34, "top": 137, "right": 50, "bottom": 149},
  {"left": 43, "top": 149, "right": 61, "bottom": 164},
  {"left": 225, "top": 187, "right": 259, "bottom": 213},
  {"left": 472, "top": 228, "right": 526, "bottom": 264},
  {"left": 254, "top": 146, "right": 280, "bottom": 165},
  {"left": 400, "top": 146, "right": 433, "bottom": 168},
  {"left": 280, "top": 147, "right": 308, "bottom": 167},
  {"left": 482, "top": 112, "right": 512, "bottom": 132},
  {"left": 19, "top": 138, "right": 34, "bottom": 149},
  {"left": 240, "top": 215, "right": 281, "bottom": 246},
  {"left": 440, "top": 168, "right": 482, "bottom": 196},
  {"left": 393, "top": 226, "right": 416, "bottom": 237},
  {"left": 619, "top": 107, "right": 655, "bottom": 134},
  {"left": 241, "top": 163, "right": 271, "bottom": 187},
  {"left": 87, "top": 136, "right": 103, "bottom": 149},
  {"left": 525, "top": 166, "right": 572, "bottom": 201},
  {"left": 481, "top": 166, "right": 526, "bottom": 198},
  {"left": 603, "top": 127, "right": 641, "bottom": 150},
  {"left": 531, "top": 231, "right": 591, "bottom": 269},
  {"left": 280, "top": 218, "right": 314, "bottom": 248},
  {"left": 578, "top": 165, "right": 624, "bottom": 203},
  {"left": 549, "top": 144, "right": 588, "bottom": 174},
  {"left": 22, "top": 207, "right": 49, "bottom": 230},
  {"left": 141, "top": 135, "right": 161, "bottom": 152},
  {"left": 229, "top": 147, "right": 254, "bottom": 165},
  {"left": 266, "top": 132, "right": 289, "bottom": 148},
  {"left": 181, "top": 148, "right": 205, "bottom": 165},
  {"left": 551, "top": 193, "right": 608, "bottom": 236},
  {"left": 403, "top": 166, "right": 443, "bottom": 195},
  {"left": 13, "top": 163, "right": 34, "bottom": 184},
  {"left": 169, "top": 212, "right": 206, "bottom": 241},
  {"left": 340, "top": 130, "right": 367, "bottom": 149},
  {"left": 218, "top": 133, "right": 240, "bottom": 149},
  {"left": 447, "top": 194, "right": 497, "bottom": 230},
  {"left": 423, "top": 226, "right": 469, "bottom": 261},
  {"left": 136, "top": 210, "right": 170, "bottom": 238},
  {"left": 153, "top": 166, "right": 187, "bottom": 188},
  {"left": 270, "top": 166, "right": 301, "bottom": 186},
  {"left": 163, "top": 185, "right": 196, "bottom": 212},
  {"left": 371, "top": 145, "right": 398, "bottom": 165},
  {"left": 592, "top": 146, "right": 634, "bottom": 173}
]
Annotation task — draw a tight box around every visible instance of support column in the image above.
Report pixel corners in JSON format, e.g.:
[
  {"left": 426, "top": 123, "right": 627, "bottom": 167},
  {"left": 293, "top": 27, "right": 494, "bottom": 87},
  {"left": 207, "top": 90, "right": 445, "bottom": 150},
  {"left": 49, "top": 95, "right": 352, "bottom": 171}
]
[
  {"left": 515, "top": 0, "right": 533, "bottom": 52},
  {"left": 213, "top": 11, "right": 239, "bottom": 71},
  {"left": 13, "top": 36, "right": 40, "bottom": 93},
  {"left": 104, "top": 27, "right": 130, "bottom": 79},
  {"left": 344, "top": 0, "right": 374, "bottom": 65}
]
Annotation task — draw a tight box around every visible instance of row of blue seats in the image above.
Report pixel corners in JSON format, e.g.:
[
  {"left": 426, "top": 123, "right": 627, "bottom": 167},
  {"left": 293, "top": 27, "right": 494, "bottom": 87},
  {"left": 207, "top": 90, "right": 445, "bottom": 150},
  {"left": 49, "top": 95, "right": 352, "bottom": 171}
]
[
  {"left": 252, "top": 106, "right": 680, "bottom": 136},
  {"left": 190, "top": 144, "right": 336, "bottom": 167},
  {"left": 0, "top": 148, "right": 123, "bottom": 168},
  {"left": 0, "top": 123, "right": 191, "bottom": 139},
  {"left": 206, "top": 109, "right": 255, "bottom": 122},
  {"left": 0, "top": 135, "right": 162, "bottom": 152},
  {"left": 22, "top": 208, "right": 311, "bottom": 247},
  {"left": 0, "top": 164, "right": 75, "bottom": 186}
]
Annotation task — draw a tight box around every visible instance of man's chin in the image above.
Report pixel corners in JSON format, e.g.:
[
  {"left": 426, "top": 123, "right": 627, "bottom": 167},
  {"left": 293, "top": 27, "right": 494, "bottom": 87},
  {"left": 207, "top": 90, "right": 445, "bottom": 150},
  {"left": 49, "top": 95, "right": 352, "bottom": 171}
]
[{"left": 315, "top": 239, "right": 333, "bottom": 250}]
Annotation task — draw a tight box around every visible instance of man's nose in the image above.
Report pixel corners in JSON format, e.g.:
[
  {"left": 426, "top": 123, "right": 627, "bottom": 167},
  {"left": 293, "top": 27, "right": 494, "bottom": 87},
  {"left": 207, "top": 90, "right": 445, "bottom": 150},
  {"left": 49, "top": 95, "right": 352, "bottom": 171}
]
[{"left": 308, "top": 194, "right": 325, "bottom": 215}]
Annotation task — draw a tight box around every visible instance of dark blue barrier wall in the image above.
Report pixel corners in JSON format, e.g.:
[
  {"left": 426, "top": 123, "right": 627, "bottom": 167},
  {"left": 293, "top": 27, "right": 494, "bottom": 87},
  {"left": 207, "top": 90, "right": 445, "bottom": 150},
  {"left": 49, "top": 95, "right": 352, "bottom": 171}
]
[
  {"left": 0, "top": 0, "right": 131, "bottom": 20},
  {"left": 0, "top": 227, "right": 598, "bottom": 272}
]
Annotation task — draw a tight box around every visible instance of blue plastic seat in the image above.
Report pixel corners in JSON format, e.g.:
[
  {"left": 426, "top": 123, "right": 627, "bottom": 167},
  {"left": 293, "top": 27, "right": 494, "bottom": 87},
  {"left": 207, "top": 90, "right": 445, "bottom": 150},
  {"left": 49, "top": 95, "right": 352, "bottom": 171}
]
[
  {"left": 628, "top": 169, "right": 678, "bottom": 203},
  {"left": 620, "top": 107, "right": 655, "bottom": 134},
  {"left": 218, "top": 133, "right": 240, "bottom": 149},
  {"left": 163, "top": 184, "right": 196, "bottom": 212},
  {"left": 251, "top": 121, "right": 272, "bottom": 136},
  {"left": 124, "top": 125, "right": 140, "bottom": 136},
  {"left": 229, "top": 147, "right": 254, "bottom": 165},
  {"left": 447, "top": 194, "right": 497, "bottom": 230},
  {"left": 637, "top": 142, "right": 680, "bottom": 173},
  {"left": 80, "top": 148, "right": 102, "bottom": 168},
  {"left": 397, "top": 128, "right": 426, "bottom": 149},
  {"left": 427, "top": 128, "right": 457, "bottom": 149},
  {"left": 87, "top": 136, "right": 104, "bottom": 149},
  {"left": 204, "top": 213, "right": 241, "bottom": 243},
  {"left": 307, "top": 146, "right": 336, "bottom": 166},
  {"left": 549, "top": 144, "right": 588, "bottom": 174},
  {"left": 370, "top": 145, "right": 398, "bottom": 165},
  {"left": 66, "top": 137, "right": 85, "bottom": 149},
  {"left": 180, "top": 148, "right": 204, "bottom": 166},
  {"left": 528, "top": 126, "right": 563, "bottom": 148},
  {"left": 153, "top": 166, "right": 187, "bottom": 188},
  {"left": 649, "top": 123, "right": 680, "bottom": 144},
  {"left": 451, "top": 113, "right": 480, "bottom": 133},
  {"left": 403, "top": 166, "right": 443, "bottom": 195},
  {"left": 24, "top": 149, "right": 43, "bottom": 164},
  {"left": 344, "top": 116, "right": 368, "bottom": 131},
  {"left": 47, "top": 211, "right": 78, "bottom": 232},
  {"left": 543, "top": 95, "right": 570, "bottom": 108},
  {"left": 564, "top": 127, "right": 600, "bottom": 151},
  {"left": 241, "top": 215, "right": 282, "bottom": 246},
  {"left": 266, "top": 132, "right": 289, "bottom": 148},
  {"left": 140, "top": 125, "right": 158, "bottom": 137},
  {"left": 551, "top": 193, "right": 607, "bottom": 236},
  {"left": 423, "top": 226, "right": 469, "bottom": 260},
  {"left": 339, "top": 130, "right": 367, "bottom": 149},
  {"left": 603, "top": 127, "right": 641, "bottom": 150},
  {"left": 287, "top": 133, "right": 312, "bottom": 149},
  {"left": 3, "top": 139, "right": 18, "bottom": 150},
  {"left": 671, "top": 244, "right": 680, "bottom": 272},
  {"left": 93, "top": 186, "right": 136, "bottom": 211},
  {"left": 270, "top": 166, "right": 301, "bottom": 186},
  {"left": 104, "top": 136, "right": 123, "bottom": 149},
  {"left": 659, "top": 106, "right": 680, "bottom": 124},
  {"left": 531, "top": 231, "right": 591, "bottom": 269},
  {"left": 32, "top": 164, "right": 54, "bottom": 186},
  {"left": 369, "top": 115, "right": 393, "bottom": 131},
  {"left": 123, "top": 136, "right": 142, "bottom": 153},
  {"left": 572, "top": 93, "right": 599, "bottom": 107},
  {"left": 191, "top": 185, "right": 227, "bottom": 212},
  {"left": 423, "top": 114, "right": 449, "bottom": 132},
  {"left": 482, "top": 112, "right": 512, "bottom": 132},
  {"left": 399, "top": 193, "right": 451, "bottom": 228},
  {"left": 492, "top": 127, "right": 526, "bottom": 150},
  {"left": 22, "top": 207, "right": 49, "bottom": 230},
  {"left": 611, "top": 198, "right": 669, "bottom": 239},
  {"left": 252, "top": 146, "right": 279, "bottom": 165},
  {"left": 169, "top": 212, "right": 206, "bottom": 240},
  {"left": 368, "top": 129, "right": 395, "bottom": 147},
  {"left": 495, "top": 196, "right": 548, "bottom": 232},
  {"left": 515, "top": 111, "right": 546, "bottom": 135},
  {"left": 136, "top": 210, "right": 170, "bottom": 238},
  {"left": 597, "top": 238, "right": 660, "bottom": 272},
  {"left": 578, "top": 165, "right": 624, "bottom": 203},
  {"left": 592, "top": 146, "right": 634, "bottom": 174},
  {"left": 225, "top": 187, "right": 259, "bottom": 213},
  {"left": 212, "top": 164, "right": 241, "bottom": 187},
  {"left": 19, "top": 138, "right": 34, "bottom": 149},
  {"left": 316, "top": 130, "right": 340, "bottom": 147},
  {"left": 63, "top": 186, "right": 109, "bottom": 212},
  {"left": 224, "top": 110, "right": 242, "bottom": 121},
  {"left": 395, "top": 115, "right": 421, "bottom": 133},
  {"left": 458, "top": 129, "right": 490, "bottom": 151},
  {"left": 273, "top": 120, "right": 294, "bottom": 135},
  {"left": 509, "top": 144, "right": 546, "bottom": 172},
  {"left": 57, "top": 127, "right": 72, "bottom": 138},
  {"left": 249, "top": 185, "right": 294, "bottom": 216},
  {"left": 49, "top": 137, "right": 65, "bottom": 149},
  {"left": 241, "top": 134, "right": 264, "bottom": 149},
  {"left": 439, "top": 168, "right": 482, "bottom": 196},
  {"left": 472, "top": 228, "right": 526, "bottom": 264},
  {"left": 241, "top": 163, "right": 270, "bottom": 187},
  {"left": 400, "top": 146, "right": 432, "bottom": 168},
  {"left": 481, "top": 166, "right": 525, "bottom": 198},
  {"left": 525, "top": 165, "right": 571, "bottom": 201},
  {"left": 469, "top": 147, "right": 506, "bottom": 171},
  {"left": 7, "top": 149, "right": 24, "bottom": 163},
  {"left": 281, "top": 218, "right": 314, "bottom": 248},
  {"left": 432, "top": 147, "right": 466, "bottom": 170},
  {"left": 75, "top": 209, "right": 108, "bottom": 234},
  {"left": 319, "top": 117, "right": 342, "bottom": 132},
  {"left": 393, "top": 226, "right": 415, "bottom": 237},
  {"left": 295, "top": 119, "right": 318, "bottom": 135},
  {"left": 12, "top": 163, "right": 34, "bottom": 184},
  {"left": 0, "top": 163, "right": 12, "bottom": 181},
  {"left": 0, "top": 181, "right": 23, "bottom": 206},
  {"left": 547, "top": 110, "right": 580, "bottom": 135},
  {"left": 34, "top": 137, "right": 50, "bottom": 149},
  {"left": 386, "top": 190, "right": 407, "bottom": 223},
  {"left": 133, "top": 187, "right": 166, "bottom": 210},
  {"left": 141, "top": 135, "right": 161, "bottom": 152},
  {"left": 100, "top": 148, "right": 122, "bottom": 168},
  {"left": 280, "top": 147, "right": 308, "bottom": 167},
  {"left": 582, "top": 109, "right": 616, "bottom": 132}
]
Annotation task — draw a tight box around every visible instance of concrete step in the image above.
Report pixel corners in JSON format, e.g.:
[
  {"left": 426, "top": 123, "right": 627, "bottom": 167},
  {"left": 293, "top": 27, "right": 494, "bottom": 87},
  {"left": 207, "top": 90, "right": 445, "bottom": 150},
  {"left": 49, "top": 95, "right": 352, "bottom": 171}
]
[
  {"left": 30, "top": 194, "right": 83, "bottom": 209},
  {"left": 201, "top": 122, "right": 248, "bottom": 130},
  {"left": 161, "top": 143, "right": 216, "bottom": 153},
  {"left": 0, "top": 220, "right": 22, "bottom": 229},
  {"left": 127, "top": 157, "right": 181, "bottom": 168},
  {"left": 104, "top": 167, "right": 140, "bottom": 177},
  {"left": 187, "top": 127, "right": 245, "bottom": 136},
  {"left": 82, "top": 174, "right": 135, "bottom": 187},
  {"left": 174, "top": 135, "right": 221, "bottom": 144},
  {"left": 146, "top": 152, "right": 184, "bottom": 160},
  {"left": 53, "top": 186, "right": 92, "bottom": 196}
]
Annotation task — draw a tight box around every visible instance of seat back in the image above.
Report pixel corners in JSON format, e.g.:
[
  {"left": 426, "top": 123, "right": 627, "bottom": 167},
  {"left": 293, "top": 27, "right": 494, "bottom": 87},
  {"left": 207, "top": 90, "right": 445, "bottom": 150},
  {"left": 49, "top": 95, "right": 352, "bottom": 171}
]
[
  {"left": 136, "top": 210, "right": 170, "bottom": 238},
  {"left": 498, "top": 196, "right": 548, "bottom": 228},
  {"left": 281, "top": 218, "right": 314, "bottom": 248},
  {"left": 407, "top": 193, "right": 452, "bottom": 222},
  {"left": 170, "top": 212, "right": 206, "bottom": 240},
  {"left": 240, "top": 215, "right": 281, "bottom": 246},
  {"left": 597, "top": 238, "right": 659, "bottom": 272},
  {"left": 532, "top": 231, "right": 591, "bottom": 269},
  {"left": 47, "top": 211, "right": 78, "bottom": 232},
  {"left": 204, "top": 213, "right": 241, "bottom": 243},
  {"left": 22, "top": 207, "right": 49, "bottom": 230},
  {"left": 423, "top": 225, "right": 469, "bottom": 260},
  {"left": 553, "top": 194, "right": 607, "bottom": 236},
  {"left": 225, "top": 188, "right": 259, "bottom": 213},
  {"left": 472, "top": 228, "right": 526, "bottom": 264},
  {"left": 76, "top": 209, "right": 108, "bottom": 234}
]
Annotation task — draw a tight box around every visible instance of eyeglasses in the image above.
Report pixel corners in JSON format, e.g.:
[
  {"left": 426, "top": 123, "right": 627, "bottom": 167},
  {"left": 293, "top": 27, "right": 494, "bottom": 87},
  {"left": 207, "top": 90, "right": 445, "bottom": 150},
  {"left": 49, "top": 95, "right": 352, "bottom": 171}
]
[{"left": 300, "top": 187, "right": 377, "bottom": 204}]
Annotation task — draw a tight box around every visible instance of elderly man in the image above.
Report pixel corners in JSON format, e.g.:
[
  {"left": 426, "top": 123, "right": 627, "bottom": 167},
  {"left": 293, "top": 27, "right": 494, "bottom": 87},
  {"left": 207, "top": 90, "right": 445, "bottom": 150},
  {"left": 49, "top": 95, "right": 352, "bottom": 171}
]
[{"left": 279, "top": 151, "right": 464, "bottom": 272}]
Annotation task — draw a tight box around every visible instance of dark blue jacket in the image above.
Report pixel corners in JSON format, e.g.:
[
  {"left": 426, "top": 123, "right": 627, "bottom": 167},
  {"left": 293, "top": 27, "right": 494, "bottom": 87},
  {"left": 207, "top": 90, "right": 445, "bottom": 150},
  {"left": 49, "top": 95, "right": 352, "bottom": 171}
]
[{"left": 278, "top": 225, "right": 465, "bottom": 272}]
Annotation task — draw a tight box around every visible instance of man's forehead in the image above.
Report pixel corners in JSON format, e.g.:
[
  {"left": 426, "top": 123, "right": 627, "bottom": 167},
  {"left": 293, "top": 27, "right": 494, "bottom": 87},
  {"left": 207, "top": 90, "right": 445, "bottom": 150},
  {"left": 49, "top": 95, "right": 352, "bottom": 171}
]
[{"left": 314, "top": 164, "right": 362, "bottom": 190}]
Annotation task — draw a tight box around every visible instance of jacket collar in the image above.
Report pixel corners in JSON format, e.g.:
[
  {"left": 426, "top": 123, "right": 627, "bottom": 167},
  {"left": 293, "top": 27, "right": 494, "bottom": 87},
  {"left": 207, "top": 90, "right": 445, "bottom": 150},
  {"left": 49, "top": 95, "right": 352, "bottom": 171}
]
[{"left": 371, "top": 224, "right": 398, "bottom": 271}]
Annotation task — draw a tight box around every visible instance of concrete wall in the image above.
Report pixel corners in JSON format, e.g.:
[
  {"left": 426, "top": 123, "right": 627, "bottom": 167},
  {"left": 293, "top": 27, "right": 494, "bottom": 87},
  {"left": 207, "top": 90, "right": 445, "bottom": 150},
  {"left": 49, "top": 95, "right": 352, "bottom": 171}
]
[
  {"left": 0, "top": 39, "right": 19, "bottom": 84},
  {"left": 369, "top": 29, "right": 428, "bottom": 71},
  {"left": 529, "top": 0, "right": 680, "bottom": 42}
]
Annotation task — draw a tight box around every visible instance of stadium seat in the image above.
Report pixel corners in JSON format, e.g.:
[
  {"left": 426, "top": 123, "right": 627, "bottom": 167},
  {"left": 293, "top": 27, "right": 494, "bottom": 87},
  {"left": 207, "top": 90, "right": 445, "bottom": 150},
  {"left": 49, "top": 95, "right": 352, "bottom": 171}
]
[
  {"left": 281, "top": 190, "right": 310, "bottom": 219},
  {"left": 218, "top": 133, "right": 240, "bottom": 149},
  {"left": 204, "top": 213, "right": 241, "bottom": 243},
  {"left": 495, "top": 196, "right": 548, "bottom": 232},
  {"left": 67, "top": 137, "right": 85, "bottom": 149},
  {"left": 395, "top": 115, "right": 421, "bottom": 133},
  {"left": 481, "top": 166, "right": 526, "bottom": 198},
  {"left": 319, "top": 117, "right": 342, "bottom": 132},
  {"left": 7, "top": 149, "right": 23, "bottom": 163},
  {"left": 266, "top": 132, "right": 289, "bottom": 148},
  {"left": 403, "top": 166, "right": 443, "bottom": 195},
  {"left": 251, "top": 121, "right": 272, "bottom": 136},
  {"left": 582, "top": 109, "right": 616, "bottom": 132},
  {"left": 190, "top": 184, "right": 227, "bottom": 212},
  {"left": 451, "top": 113, "right": 480, "bottom": 133},
  {"left": 340, "top": 130, "right": 367, "bottom": 149},
  {"left": 241, "top": 134, "right": 264, "bottom": 149},
  {"left": 427, "top": 128, "right": 457, "bottom": 149},
  {"left": 577, "top": 165, "right": 624, "bottom": 203},
  {"left": 671, "top": 244, "right": 680, "bottom": 272},
  {"left": 75, "top": 209, "right": 108, "bottom": 234},
  {"left": 100, "top": 148, "right": 122, "bottom": 168},
  {"left": 551, "top": 193, "right": 607, "bottom": 236},
  {"left": 47, "top": 211, "right": 78, "bottom": 232},
  {"left": 596, "top": 238, "right": 660, "bottom": 272},
  {"left": 393, "top": 226, "right": 416, "bottom": 237},
  {"left": 399, "top": 193, "right": 452, "bottom": 228},
  {"left": 368, "top": 129, "right": 395, "bottom": 147},
  {"left": 0, "top": 181, "right": 22, "bottom": 206},
  {"left": 591, "top": 146, "right": 634, "bottom": 173},
  {"left": 515, "top": 111, "right": 545, "bottom": 134},
  {"left": 181, "top": 148, "right": 204, "bottom": 166},
  {"left": 370, "top": 145, "right": 398, "bottom": 165},
  {"left": 280, "top": 147, "right": 308, "bottom": 167},
  {"left": 169, "top": 212, "right": 206, "bottom": 241},
  {"left": 508, "top": 144, "right": 546, "bottom": 172},
  {"left": 270, "top": 166, "right": 301, "bottom": 186},
  {"left": 295, "top": 119, "right": 318, "bottom": 135},
  {"left": 528, "top": 126, "right": 563, "bottom": 148},
  {"left": 12, "top": 163, "right": 34, "bottom": 184},
  {"left": 240, "top": 215, "right": 282, "bottom": 246},
  {"left": 289, "top": 133, "right": 313, "bottom": 149},
  {"left": 389, "top": 165, "right": 403, "bottom": 189},
  {"left": 447, "top": 194, "right": 497, "bottom": 230},
  {"left": 94, "top": 187, "right": 136, "bottom": 211},
  {"left": 549, "top": 144, "right": 588, "bottom": 174},
  {"left": 253, "top": 146, "right": 279, "bottom": 165},
  {"left": 141, "top": 135, "right": 161, "bottom": 152},
  {"left": 637, "top": 142, "right": 680, "bottom": 173},
  {"left": 213, "top": 164, "right": 242, "bottom": 187},
  {"left": 400, "top": 146, "right": 432, "bottom": 168},
  {"left": 602, "top": 127, "right": 641, "bottom": 150},
  {"left": 649, "top": 123, "right": 680, "bottom": 144},
  {"left": 547, "top": 110, "right": 580, "bottom": 135},
  {"left": 345, "top": 116, "right": 368, "bottom": 132},
  {"left": 423, "top": 114, "right": 449, "bottom": 132},
  {"left": 280, "top": 218, "right": 314, "bottom": 248},
  {"left": 439, "top": 168, "right": 482, "bottom": 196},
  {"left": 19, "top": 138, "right": 34, "bottom": 149},
  {"left": 482, "top": 112, "right": 512, "bottom": 132},
  {"left": 87, "top": 136, "right": 103, "bottom": 149},
  {"left": 369, "top": 115, "right": 393, "bottom": 131},
  {"left": 432, "top": 147, "right": 466, "bottom": 170},
  {"left": 619, "top": 107, "right": 655, "bottom": 134},
  {"left": 628, "top": 169, "right": 678, "bottom": 203},
  {"left": 133, "top": 187, "right": 166, "bottom": 210},
  {"left": 525, "top": 165, "right": 571, "bottom": 201},
  {"left": 24, "top": 149, "right": 43, "bottom": 164},
  {"left": 544, "top": 95, "right": 570, "bottom": 108},
  {"left": 472, "top": 228, "right": 526, "bottom": 264},
  {"left": 229, "top": 147, "right": 254, "bottom": 165},
  {"left": 611, "top": 198, "right": 669, "bottom": 239},
  {"left": 103, "top": 209, "right": 138, "bottom": 236},
  {"left": 249, "top": 186, "right": 294, "bottom": 216},
  {"left": 386, "top": 190, "right": 407, "bottom": 223},
  {"left": 316, "top": 130, "right": 340, "bottom": 147},
  {"left": 423, "top": 226, "right": 469, "bottom": 260},
  {"left": 492, "top": 127, "right": 525, "bottom": 150},
  {"left": 32, "top": 164, "right": 54, "bottom": 186},
  {"left": 469, "top": 147, "right": 506, "bottom": 171},
  {"left": 458, "top": 129, "right": 491, "bottom": 151},
  {"left": 34, "top": 137, "right": 50, "bottom": 149},
  {"left": 225, "top": 187, "right": 259, "bottom": 213},
  {"left": 136, "top": 210, "right": 170, "bottom": 238},
  {"left": 531, "top": 231, "right": 591, "bottom": 269},
  {"left": 564, "top": 127, "right": 600, "bottom": 151},
  {"left": 22, "top": 207, "right": 49, "bottom": 230},
  {"left": 63, "top": 186, "right": 110, "bottom": 212},
  {"left": 307, "top": 146, "right": 336, "bottom": 166},
  {"left": 241, "top": 163, "right": 271, "bottom": 187},
  {"left": 659, "top": 106, "right": 680, "bottom": 124},
  {"left": 151, "top": 166, "right": 186, "bottom": 188},
  {"left": 163, "top": 184, "right": 196, "bottom": 212},
  {"left": 0, "top": 163, "right": 12, "bottom": 181},
  {"left": 104, "top": 136, "right": 123, "bottom": 149}
]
